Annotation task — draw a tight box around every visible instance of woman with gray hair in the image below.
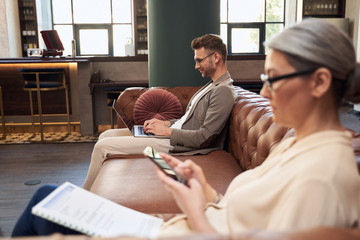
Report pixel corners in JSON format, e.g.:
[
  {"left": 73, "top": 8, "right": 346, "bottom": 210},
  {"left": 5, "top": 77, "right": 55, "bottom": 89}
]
[
  {"left": 156, "top": 18, "right": 360, "bottom": 237},
  {"left": 265, "top": 18, "right": 360, "bottom": 105},
  {"left": 11, "top": 18, "right": 360, "bottom": 238}
]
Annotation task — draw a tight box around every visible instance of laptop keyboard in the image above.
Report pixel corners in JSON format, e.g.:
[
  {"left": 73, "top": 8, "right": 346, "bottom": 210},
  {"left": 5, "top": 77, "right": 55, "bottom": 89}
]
[{"left": 139, "top": 126, "right": 154, "bottom": 136}]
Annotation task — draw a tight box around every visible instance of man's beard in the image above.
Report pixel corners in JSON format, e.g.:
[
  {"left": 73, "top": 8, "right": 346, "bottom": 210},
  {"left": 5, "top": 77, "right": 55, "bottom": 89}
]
[{"left": 201, "top": 64, "right": 215, "bottom": 78}]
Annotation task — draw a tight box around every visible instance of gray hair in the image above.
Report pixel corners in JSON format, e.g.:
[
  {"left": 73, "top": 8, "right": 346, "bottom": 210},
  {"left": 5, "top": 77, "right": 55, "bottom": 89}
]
[{"left": 265, "top": 18, "right": 360, "bottom": 104}]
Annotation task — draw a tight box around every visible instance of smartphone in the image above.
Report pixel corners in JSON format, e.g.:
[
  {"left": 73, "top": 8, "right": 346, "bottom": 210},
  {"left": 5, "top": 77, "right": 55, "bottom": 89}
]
[{"left": 143, "top": 146, "right": 187, "bottom": 185}]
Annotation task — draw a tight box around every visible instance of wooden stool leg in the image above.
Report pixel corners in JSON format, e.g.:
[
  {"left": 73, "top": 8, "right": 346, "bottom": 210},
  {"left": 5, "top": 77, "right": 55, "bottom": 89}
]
[
  {"left": 35, "top": 73, "right": 44, "bottom": 142},
  {"left": 65, "top": 85, "right": 71, "bottom": 134},
  {"left": 28, "top": 91, "right": 35, "bottom": 135},
  {"left": 0, "top": 86, "right": 5, "bottom": 139},
  {"left": 37, "top": 90, "right": 44, "bottom": 142}
]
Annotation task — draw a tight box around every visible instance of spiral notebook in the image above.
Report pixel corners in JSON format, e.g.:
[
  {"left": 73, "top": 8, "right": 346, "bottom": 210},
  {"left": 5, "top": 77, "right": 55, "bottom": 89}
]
[{"left": 31, "top": 182, "right": 163, "bottom": 238}]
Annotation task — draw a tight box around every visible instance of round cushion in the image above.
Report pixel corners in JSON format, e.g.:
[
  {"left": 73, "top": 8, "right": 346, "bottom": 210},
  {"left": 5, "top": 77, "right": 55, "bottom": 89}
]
[{"left": 133, "top": 89, "right": 183, "bottom": 125}]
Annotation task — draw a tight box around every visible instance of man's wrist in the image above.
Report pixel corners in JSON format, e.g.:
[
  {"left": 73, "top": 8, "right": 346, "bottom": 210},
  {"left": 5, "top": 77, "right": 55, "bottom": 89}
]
[{"left": 166, "top": 121, "right": 171, "bottom": 127}]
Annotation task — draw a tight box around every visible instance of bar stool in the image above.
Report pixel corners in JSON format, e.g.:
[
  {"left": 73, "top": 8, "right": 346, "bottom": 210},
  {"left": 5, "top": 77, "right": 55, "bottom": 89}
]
[
  {"left": 19, "top": 68, "right": 70, "bottom": 142},
  {"left": 104, "top": 87, "right": 125, "bottom": 129},
  {"left": 0, "top": 86, "right": 5, "bottom": 139}
]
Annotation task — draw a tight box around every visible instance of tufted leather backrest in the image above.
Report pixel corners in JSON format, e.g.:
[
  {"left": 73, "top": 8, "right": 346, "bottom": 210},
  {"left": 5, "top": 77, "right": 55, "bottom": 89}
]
[
  {"left": 163, "top": 87, "right": 202, "bottom": 114},
  {"left": 115, "top": 86, "right": 291, "bottom": 169},
  {"left": 226, "top": 87, "right": 291, "bottom": 171}
]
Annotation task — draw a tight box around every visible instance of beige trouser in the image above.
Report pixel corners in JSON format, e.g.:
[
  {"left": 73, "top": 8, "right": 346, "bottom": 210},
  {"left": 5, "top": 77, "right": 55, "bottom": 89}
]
[{"left": 82, "top": 128, "right": 173, "bottom": 190}]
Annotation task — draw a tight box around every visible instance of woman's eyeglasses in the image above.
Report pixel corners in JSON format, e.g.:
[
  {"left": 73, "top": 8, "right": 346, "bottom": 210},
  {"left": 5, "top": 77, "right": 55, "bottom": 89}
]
[{"left": 260, "top": 69, "right": 316, "bottom": 90}]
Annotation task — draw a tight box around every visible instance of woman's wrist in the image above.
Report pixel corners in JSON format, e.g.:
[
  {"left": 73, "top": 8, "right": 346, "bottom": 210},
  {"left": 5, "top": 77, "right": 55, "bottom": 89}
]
[
  {"left": 213, "top": 191, "right": 221, "bottom": 204},
  {"left": 188, "top": 211, "right": 217, "bottom": 233},
  {"left": 206, "top": 185, "right": 221, "bottom": 203}
]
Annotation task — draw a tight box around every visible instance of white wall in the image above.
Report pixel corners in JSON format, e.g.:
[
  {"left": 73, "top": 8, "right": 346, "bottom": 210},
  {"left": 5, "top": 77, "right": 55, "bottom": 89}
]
[
  {"left": 0, "top": 0, "right": 21, "bottom": 58},
  {"left": 345, "top": 0, "right": 360, "bottom": 111},
  {"left": 286, "top": 0, "right": 297, "bottom": 25},
  {"left": 0, "top": 0, "right": 10, "bottom": 57},
  {"left": 345, "top": 0, "right": 360, "bottom": 61},
  {"left": 93, "top": 62, "right": 149, "bottom": 82},
  {"left": 2, "top": 0, "right": 21, "bottom": 57},
  {"left": 35, "top": 0, "right": 52, "bottom": 50}
]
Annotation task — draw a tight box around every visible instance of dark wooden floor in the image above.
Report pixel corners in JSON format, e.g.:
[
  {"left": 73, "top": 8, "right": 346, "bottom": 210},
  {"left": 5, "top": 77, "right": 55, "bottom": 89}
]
[{"left": 0, "top": 142, "right": 95, "bottom": 237}]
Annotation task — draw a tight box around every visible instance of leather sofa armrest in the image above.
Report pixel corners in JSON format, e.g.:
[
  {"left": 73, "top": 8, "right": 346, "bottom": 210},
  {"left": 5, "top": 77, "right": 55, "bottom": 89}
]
[{"left": 115, "top": 87, "right": 147, "bottom": 128}]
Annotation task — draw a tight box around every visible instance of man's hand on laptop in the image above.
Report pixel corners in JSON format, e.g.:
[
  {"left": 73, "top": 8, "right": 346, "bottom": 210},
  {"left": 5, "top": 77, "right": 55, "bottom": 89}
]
[{"left": 144, "top": 118, "right": 172, "bottom": 136}]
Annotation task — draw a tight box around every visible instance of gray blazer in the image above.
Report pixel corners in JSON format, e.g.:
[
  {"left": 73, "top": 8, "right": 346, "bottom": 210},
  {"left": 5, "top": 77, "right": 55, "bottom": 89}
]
[{"left": 169, "top": 72, "right": 237, "bottom": 155}]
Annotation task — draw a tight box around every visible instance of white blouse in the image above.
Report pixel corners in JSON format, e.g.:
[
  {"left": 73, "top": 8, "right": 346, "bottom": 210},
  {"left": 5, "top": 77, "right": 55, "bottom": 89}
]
[{"left": 159, "top": 130, "right": 360, "bottom": 238}]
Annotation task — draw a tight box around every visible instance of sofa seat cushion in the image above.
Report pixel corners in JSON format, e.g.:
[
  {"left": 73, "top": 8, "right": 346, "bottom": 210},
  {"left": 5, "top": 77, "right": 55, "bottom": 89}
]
[
  {"left": 133, "top": 89, "right": 183, "bottom": 125},
  {"left": 90, "top": 150, "right": 242, "bottom": 215}
]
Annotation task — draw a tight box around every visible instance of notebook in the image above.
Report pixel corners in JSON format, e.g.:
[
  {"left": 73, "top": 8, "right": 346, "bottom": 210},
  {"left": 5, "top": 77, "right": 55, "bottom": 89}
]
[
  {"left": 112, "top": 100, "right": 169, "bottom": 138},
  {"left": 32, "top": 182, "right": 163, "bottom": 238}
]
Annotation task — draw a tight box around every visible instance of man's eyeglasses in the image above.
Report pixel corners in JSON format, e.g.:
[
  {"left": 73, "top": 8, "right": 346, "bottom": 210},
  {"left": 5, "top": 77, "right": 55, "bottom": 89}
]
[
  {"left": 195, "top": 52, "right": 215, "bottom": 64},
  {"left": 260, "top": 69, "right": 316, "bottom": 90}
]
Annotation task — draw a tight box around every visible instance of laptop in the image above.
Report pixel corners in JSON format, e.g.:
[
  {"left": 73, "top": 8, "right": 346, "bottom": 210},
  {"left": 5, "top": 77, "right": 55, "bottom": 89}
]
[
  {"left": 112, "top": 100, "right": 169, "bottom": 138},
  {"left": 40, "top": 30, "right": 64, "bottom": 57}
]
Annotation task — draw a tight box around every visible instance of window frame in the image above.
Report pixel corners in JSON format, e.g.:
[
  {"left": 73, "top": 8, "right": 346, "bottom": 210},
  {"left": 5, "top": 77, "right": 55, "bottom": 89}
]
[
  {"left": 221, "top": 0, "right": 286, "bottom": 56},
  {"left": 50, "top": 0, "right": 133, "bottom": 57},
  {"left": 227, "top": 23, "right": 265, "bottom": 55},
  {"left": 74, "top": 24, "right": 113, "bottom": 56},
  {"left": 48, "top": 0, "right": 287, "bottom": 59}
]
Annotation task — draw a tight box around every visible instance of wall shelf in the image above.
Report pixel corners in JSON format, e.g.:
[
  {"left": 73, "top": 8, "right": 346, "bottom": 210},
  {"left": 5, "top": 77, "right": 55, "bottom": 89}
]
[
  {"left": 18, "top": 0, "right": 39, "bottom": 57},
  {"left": 302, "top": 0, "right": 346, "bottom": 18},
  {"left": 134, "top": 0, "right": 148, "bottom": 56}
]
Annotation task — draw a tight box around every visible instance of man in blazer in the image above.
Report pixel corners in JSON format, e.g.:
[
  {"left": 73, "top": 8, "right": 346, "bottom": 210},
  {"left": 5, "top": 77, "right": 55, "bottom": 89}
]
[{"left": 83, "top": 34, "right": 237, "bottom": 189}]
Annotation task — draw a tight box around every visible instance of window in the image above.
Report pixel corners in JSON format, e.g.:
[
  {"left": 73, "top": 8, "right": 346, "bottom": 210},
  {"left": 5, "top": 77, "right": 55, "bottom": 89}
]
[
  {"left": 51, "top": 0, "right": 133, "bottom": 57},
  {"left": 49, "top": 0, "right": 286, "bottom": 57},
  {"left": 220, "top": 0, "right": 285, "bottom": 55}
]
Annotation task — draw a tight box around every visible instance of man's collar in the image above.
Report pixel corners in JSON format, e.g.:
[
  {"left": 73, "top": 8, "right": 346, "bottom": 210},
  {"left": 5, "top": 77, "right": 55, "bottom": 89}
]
[{"left": 212, "top": 71, "right": 231, "bottom": 85}]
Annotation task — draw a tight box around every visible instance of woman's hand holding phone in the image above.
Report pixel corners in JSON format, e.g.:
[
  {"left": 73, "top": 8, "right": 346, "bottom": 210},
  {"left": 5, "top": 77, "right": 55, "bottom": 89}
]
[
  {"left": 155, "top": 152, "right": 218, "bottom": 233},
  {"left": 143, "top": 146, "right": 220, "bottom": 204},
  {"left": 157, "top": 152, "right": 220, "bottom": 205},
  {"left": 143, "top": 146, "right": 187, "bottom": 185}
]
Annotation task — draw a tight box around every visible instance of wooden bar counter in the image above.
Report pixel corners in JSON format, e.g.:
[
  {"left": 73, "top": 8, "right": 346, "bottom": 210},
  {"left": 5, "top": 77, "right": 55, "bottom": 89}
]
[
  {"left": 0, "top": 56, "right": 150, "bottom": 136},
  {"left": 0, "top": 57, "right": 94, "bottom": 135}
]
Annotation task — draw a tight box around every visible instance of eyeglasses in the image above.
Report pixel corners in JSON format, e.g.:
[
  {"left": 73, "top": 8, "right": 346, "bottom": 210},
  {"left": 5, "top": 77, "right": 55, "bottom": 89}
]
[
  {"left": 195, "top": 52, "right": 215, "bottom": 64},
  {"left": 260, "top": 69, "right": 316, "bottom": 90}
]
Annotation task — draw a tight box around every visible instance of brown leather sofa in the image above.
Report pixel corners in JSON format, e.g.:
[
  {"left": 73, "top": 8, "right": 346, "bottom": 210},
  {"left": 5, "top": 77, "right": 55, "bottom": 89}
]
[
  {"left": 89, "top": 86, "right": 293, "bottom": 217},
  {"left": 89, "top": 86, "right": 360, "bottom": 218}
]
